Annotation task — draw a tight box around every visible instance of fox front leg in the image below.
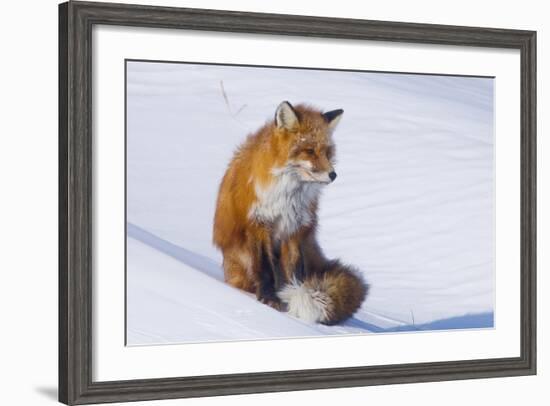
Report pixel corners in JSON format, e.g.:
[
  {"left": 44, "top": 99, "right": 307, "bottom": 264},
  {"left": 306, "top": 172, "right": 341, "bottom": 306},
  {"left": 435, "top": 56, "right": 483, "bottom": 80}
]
[
  {"left": 256, "top": 242, "right": 285, "bottom": 310},
  {"left": 296, "top": 242, "right": 308, "bottom": 282}
]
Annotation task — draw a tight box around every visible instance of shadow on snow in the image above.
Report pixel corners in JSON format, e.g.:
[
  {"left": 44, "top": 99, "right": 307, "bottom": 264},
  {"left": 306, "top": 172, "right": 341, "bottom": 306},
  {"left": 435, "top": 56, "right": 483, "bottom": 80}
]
[
  {"left": 127, "top": 222, "right": 224, "bottom": 282},
  {"left": 344, "top": 312, "right": 494, "bottom": 333}
]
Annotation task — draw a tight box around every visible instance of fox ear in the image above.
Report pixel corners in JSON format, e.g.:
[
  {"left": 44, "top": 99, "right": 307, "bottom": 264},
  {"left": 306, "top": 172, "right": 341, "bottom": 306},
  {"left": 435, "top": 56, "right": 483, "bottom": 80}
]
[
  {"left": 275, "top": 101, "right": 299, "bottom": 130},
  {"left": 323, "top": 109, "right": 344, "bottom": 130}
]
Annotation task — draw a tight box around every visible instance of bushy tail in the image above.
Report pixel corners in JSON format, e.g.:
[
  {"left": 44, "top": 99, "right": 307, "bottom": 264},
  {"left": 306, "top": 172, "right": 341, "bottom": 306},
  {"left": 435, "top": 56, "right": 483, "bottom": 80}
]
[{"left": 277, "top": 260, "right": 368, "bottom": 325}]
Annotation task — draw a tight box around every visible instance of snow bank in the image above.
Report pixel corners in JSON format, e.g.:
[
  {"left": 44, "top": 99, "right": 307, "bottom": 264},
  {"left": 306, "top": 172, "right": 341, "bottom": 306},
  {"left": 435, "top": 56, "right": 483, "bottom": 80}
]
[{"left": 126, "top": 61, "right": 494, "bottom": 345}]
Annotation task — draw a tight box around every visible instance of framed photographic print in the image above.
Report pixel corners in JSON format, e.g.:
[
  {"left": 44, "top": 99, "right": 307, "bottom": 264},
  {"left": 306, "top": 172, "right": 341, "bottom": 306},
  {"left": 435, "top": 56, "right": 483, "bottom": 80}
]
[{"left": 59, "top": 1, "right": 536, "bottom": 404}]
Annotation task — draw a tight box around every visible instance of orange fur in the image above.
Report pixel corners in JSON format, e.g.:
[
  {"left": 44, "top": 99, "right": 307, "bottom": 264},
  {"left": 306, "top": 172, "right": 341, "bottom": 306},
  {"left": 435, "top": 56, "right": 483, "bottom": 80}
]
[{"left": 213, "top": 102, "right": 367, "bottom": 323}]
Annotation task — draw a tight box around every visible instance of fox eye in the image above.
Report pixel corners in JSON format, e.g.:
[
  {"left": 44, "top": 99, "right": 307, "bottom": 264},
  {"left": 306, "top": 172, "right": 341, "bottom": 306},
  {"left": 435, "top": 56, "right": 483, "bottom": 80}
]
[{"left": 304, "top": 148, "right": 315, "bottom": 155}]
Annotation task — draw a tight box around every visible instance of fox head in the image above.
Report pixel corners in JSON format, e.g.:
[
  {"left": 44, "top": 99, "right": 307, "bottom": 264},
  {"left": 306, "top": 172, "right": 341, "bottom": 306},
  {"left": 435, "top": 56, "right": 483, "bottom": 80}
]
[{"left": 272, "top": 101, "right": 343, "bottom": 184}]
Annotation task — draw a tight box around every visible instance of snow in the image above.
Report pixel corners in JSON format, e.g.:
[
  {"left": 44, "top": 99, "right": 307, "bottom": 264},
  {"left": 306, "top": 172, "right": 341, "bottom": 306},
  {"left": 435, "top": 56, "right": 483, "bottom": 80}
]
[{"left": 126, "top": 61, "right": 494, "bottom": 345}]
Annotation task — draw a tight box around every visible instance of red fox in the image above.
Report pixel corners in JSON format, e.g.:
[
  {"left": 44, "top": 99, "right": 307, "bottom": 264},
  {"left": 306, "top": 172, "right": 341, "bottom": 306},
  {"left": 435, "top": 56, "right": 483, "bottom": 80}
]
[{"left": 213, "top": 101, "right": 368, "bottom": 325}]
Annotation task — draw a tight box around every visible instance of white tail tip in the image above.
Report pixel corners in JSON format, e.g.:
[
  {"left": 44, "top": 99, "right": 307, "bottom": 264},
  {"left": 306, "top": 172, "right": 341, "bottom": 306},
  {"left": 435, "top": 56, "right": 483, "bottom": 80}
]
[{"left": 277, "top": 279, "right": 332, "bottom": 324}]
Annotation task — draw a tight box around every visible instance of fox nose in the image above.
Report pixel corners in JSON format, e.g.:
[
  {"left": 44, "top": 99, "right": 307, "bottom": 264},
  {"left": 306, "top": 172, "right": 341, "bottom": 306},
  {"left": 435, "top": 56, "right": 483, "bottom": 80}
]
[{"left": 328, "top": 171, "right": 337, "bottom": 182}]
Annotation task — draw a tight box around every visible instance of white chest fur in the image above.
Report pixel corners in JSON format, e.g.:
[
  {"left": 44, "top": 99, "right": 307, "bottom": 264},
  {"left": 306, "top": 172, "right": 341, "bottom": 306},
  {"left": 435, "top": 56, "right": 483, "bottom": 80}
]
[{"left": 249, "top": 172, "right": 321, "bottom": 240}]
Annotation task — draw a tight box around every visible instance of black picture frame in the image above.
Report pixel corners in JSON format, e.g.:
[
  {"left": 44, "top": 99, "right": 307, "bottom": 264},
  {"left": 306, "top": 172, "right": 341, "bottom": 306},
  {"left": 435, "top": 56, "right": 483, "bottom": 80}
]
[{"left": 59, "top": 1, "right": 537, "bottom": 404}]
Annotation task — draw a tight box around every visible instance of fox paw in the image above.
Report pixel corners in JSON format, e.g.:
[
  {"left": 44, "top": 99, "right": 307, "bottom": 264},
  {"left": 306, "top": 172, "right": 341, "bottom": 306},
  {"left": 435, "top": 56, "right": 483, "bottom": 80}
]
[{"left": 259, "top": 296, "right": 286, "bottom": 311}]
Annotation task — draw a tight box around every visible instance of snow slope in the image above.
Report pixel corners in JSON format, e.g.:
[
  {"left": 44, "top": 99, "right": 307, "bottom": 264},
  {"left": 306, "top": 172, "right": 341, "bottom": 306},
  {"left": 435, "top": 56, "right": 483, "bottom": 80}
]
[
  {"left": 126, "top": 61, "right": 494, "bottom": 345},
  {"left": 127, "top": 225, "right": 379, "bottom": 345}
]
